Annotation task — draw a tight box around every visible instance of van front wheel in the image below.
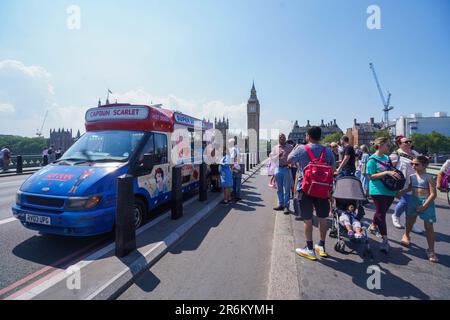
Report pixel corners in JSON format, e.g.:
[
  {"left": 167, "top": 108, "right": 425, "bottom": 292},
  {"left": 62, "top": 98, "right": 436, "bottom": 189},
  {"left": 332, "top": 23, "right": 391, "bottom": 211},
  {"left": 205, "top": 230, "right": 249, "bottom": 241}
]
[{"left": 133, "top": 199, "right": 146, "bottom": 229}]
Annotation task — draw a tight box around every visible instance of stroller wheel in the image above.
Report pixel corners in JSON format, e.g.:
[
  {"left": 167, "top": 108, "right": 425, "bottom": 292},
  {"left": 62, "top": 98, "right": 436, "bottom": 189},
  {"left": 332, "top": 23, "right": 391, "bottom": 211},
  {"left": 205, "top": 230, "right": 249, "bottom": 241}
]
[
  {"left": 329, "top": 229, "right": 337, "bottom": 239},
  {"left": 334, "top": 241, "right": 345, "bottom": 253}
]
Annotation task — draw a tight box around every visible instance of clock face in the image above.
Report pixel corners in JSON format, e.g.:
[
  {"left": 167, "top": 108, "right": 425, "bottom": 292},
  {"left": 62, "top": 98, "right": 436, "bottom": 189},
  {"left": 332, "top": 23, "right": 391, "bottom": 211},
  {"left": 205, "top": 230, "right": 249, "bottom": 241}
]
[{"left": 249, "top": 105, "right": 256, "bottom": 113}]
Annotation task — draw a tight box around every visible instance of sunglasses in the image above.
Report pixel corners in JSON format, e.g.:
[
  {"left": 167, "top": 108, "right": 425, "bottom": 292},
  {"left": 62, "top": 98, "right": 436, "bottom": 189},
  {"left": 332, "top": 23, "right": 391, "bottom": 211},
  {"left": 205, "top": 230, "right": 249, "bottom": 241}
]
[
  {"left": 401, "top": 140, "right": 412, "bottom": 144},
  {"left": 412, "top": 163, "right": 421, "bottom": 167}
]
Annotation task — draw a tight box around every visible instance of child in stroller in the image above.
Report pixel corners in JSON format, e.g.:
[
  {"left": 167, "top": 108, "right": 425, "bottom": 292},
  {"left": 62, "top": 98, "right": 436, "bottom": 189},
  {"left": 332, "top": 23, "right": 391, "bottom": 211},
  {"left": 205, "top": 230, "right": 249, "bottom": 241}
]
[
  {"left": 329, "top": 176, "right": 372, "bottom": 258},
  {"left": 338, "top": 201, "right": 366, "bottom": 241}
]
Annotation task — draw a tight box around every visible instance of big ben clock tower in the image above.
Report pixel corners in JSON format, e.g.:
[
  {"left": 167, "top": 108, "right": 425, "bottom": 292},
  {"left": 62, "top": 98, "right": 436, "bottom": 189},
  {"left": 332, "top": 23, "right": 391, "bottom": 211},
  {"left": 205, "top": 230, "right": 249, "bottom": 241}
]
[{"left": 247, "top": 81, "right": 260, "bottom": 162}]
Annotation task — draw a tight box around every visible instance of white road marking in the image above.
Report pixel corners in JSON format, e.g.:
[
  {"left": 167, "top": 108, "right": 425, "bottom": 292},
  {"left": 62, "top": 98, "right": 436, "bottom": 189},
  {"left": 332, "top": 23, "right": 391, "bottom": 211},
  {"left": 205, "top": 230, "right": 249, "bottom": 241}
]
[{"left": 0, "top": 217, "right": 18, "bottom": 225}]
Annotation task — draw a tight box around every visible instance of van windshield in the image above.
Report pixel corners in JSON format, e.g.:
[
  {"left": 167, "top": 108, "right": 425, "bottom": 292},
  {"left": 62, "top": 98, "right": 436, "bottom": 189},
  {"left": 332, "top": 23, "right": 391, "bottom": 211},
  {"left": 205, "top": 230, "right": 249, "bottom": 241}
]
[{"left": 59, "top": 131, "right": 145, "bottom": 163}]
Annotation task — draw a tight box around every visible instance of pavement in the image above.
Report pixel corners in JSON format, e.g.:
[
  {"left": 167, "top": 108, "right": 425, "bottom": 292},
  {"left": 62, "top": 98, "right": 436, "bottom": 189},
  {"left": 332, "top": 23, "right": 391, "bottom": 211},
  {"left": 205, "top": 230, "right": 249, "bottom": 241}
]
[
  {"left": 290, "top": 198, "right": 450, "bottom": 300},
  {"left": 118, "top": 168, "right": 275, "bottom": 300},
  {"left": 121, "top": 166, "right": 450, "bottom": 300}
]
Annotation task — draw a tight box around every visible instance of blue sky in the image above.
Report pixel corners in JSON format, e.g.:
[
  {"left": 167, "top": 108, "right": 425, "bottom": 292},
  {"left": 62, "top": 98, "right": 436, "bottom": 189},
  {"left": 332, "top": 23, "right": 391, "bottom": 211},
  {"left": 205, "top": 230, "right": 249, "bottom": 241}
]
[{"left": 0, "top": 0, "right": 449, "bottom": 137}]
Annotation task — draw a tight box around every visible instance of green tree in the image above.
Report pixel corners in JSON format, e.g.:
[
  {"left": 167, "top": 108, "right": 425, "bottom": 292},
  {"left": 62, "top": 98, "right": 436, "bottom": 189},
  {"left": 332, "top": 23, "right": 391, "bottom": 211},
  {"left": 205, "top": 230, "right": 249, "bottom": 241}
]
[
  {"left": 321, "top": 132, "right": 343, "bottom": 145},
  {"left": 0, "top": 135, "right": 49, "bottom": 155},
  {"left": 427, "top": 131, "right": 450, "bottom": 162},
  {"left": 411, "top": 133, "right": 429, "bottom": 154},
  {"left": 411, "top": 132, "right": 450, "bottom": 158}
]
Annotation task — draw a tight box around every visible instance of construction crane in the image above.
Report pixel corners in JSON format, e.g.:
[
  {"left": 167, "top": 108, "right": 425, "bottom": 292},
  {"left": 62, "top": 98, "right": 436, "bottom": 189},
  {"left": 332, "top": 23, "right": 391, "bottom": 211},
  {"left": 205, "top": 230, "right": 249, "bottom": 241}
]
[
  {"left": 36, "top": 110, "right": 48, "bottom": 137},
  {"left": 369, "top": 62, "right": 394, "bottom": 127}
]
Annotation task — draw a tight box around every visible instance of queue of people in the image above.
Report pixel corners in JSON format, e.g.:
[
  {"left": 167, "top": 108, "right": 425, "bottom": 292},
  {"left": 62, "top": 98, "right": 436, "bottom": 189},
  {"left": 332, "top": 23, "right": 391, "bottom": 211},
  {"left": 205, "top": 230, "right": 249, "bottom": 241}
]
[
  {"left": 267, "top": 129, "right": 444, "bottom": 263},
  {"left": 219, "top": 138, "right": 243, "bottom": 205}
]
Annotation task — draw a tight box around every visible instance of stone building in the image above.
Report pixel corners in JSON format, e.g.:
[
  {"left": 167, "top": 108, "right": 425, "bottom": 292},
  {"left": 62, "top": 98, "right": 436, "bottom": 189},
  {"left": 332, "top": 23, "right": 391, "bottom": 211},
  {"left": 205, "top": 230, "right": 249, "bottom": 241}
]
[
  {"left": 349, "top": 118, "right": 384, "bottom": 147},
  {"left": 288, "top": 119, "right": 342, "bottom": 144},
  {"left": 214, "top": 117, "right": 229, "bottom": 145},
  {"left": 49, "top": 129, "right": 81, "bottom": 152}
]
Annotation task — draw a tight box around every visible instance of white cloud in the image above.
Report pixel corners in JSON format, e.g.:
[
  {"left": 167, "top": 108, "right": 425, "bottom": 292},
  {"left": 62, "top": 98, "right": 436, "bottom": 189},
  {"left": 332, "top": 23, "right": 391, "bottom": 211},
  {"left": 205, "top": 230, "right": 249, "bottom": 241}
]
[
  {"left": 270, "top": 119, "right": 293, "bottom": 136},
  {"left": 0, "top": 60, "right": 55, "bottom": 136},
  {"left": 0, "top": 60, "right": 51, "bottom": 78},
  {"left": 112, "top": 89, "right": 248, "bottom": 132},
  {"left": 0, "top": 102, "right": 15, "bottom": 113},
  {"left": 0, "top": 61, "right": 294, "bottom": 139}
]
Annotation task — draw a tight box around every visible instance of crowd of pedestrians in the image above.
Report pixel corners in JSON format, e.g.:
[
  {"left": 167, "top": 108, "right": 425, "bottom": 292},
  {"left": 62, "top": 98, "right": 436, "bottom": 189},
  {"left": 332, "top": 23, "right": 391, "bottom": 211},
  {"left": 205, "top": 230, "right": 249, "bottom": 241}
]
[{"left": 267, "top": 128, "right": 447, "bottom": 263}]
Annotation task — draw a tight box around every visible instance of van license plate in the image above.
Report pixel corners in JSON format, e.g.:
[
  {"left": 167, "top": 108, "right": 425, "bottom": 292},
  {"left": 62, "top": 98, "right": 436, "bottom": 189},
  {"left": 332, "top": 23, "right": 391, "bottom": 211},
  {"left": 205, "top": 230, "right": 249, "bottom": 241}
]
[{"left": 26, "top": 214, "right": 51, "bottom": 226}]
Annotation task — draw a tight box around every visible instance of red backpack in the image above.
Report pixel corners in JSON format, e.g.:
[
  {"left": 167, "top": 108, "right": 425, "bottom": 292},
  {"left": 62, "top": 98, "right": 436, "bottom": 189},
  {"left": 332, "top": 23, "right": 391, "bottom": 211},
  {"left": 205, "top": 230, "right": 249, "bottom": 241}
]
[{"left": 301, "top": 145, "right": 334, "bottom": 199}]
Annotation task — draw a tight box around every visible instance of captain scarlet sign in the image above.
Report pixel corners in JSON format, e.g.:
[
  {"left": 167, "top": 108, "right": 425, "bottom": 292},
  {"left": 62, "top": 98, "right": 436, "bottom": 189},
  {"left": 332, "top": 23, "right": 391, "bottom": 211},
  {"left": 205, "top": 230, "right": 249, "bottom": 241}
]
[{"left": 85, "top": 106, "right": 149, "bottom": 122}]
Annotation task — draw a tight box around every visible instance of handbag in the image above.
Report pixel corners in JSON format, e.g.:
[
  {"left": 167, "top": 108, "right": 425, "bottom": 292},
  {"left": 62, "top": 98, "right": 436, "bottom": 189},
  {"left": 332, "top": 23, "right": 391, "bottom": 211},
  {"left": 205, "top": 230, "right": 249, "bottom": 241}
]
[{"left": 369, "top": 156, "right": 406, "bottom": 191}]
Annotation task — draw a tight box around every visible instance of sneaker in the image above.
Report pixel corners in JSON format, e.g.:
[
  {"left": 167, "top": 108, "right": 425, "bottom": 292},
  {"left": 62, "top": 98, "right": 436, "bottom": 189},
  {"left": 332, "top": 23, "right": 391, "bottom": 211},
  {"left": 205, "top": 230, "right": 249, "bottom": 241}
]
[
  {"left": 412, "top": 224, "right": 424, "bottom": 234},
  {"left": 380, "top": 240, "right": 390, "bottom": 254},
  {"left": 369, "top": 224, "right": 378, "bottom": 235},
  {"left": 296, "top": 247, "right": 318, "bottom": 261},
  {"left": 273, "top": 205, "right": 284, "bottom": 211},
  {"left": 314, "top": 244, "right": 329, "bottom": 258},
  {"left": 283, "top": 207, "right": 291, "bottom": 215},
  {"left": 295, "top": 215, "right": 303, "bottom": 221},
  {"left": 392, "top": 214, "right": 403, "bottom": 229}
]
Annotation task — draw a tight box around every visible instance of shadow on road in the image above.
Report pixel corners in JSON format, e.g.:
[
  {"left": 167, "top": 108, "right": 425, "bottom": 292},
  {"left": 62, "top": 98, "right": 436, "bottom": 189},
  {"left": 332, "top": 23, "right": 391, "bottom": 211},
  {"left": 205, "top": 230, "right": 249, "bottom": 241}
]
[
  {"left": 169, "top": 187, "right": 258, "bottom": 255},
  {"left": 319, "top": 255, "right": 430, "bottom": 299}
]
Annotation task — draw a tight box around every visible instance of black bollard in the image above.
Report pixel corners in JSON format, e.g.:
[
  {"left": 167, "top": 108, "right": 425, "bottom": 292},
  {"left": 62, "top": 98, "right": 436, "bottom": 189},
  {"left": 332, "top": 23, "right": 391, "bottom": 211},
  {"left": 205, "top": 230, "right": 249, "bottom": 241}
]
[
  {"left": 246, "top": 153, "right": 250, "bottom": 172},
  {"left": 115, "top": 174, "right": 136, "bottom": 258},
  {"left": 16, "top": 156, "right": 23, "bottom": 174},
  {"left": 171, "top": 166, "right": 183, "bottom": 219},
  {"left": 199, "top": 163, "right": 207, "bottom": 202}
]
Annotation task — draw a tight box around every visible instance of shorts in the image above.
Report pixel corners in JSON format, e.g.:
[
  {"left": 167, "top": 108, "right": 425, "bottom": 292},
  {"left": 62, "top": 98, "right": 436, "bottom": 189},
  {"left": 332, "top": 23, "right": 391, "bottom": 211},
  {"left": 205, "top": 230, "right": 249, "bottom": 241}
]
[
  {"left": 407, "top": 195, "right": 436, "bottom": 223},
  {"left": 297, "top": 191, "right": 330, "bottom": 220}
]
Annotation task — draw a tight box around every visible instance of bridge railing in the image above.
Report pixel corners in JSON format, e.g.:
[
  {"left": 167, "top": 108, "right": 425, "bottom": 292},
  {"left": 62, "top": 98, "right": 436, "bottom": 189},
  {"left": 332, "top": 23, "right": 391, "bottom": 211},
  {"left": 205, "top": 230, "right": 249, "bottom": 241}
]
[
  {"left": 5, "top": 155, "right": 43, "bottom": 171},
  {"left": 427, "top": 164, "right": 442, "bottom": 177}
]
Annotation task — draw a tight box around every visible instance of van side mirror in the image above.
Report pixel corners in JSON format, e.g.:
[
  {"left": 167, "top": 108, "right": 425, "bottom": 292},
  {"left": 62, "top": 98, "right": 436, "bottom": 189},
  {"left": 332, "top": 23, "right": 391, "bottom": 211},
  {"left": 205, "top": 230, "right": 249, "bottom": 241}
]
[{"left": 143, "top": 153, "right": 155, "bottom": 172}]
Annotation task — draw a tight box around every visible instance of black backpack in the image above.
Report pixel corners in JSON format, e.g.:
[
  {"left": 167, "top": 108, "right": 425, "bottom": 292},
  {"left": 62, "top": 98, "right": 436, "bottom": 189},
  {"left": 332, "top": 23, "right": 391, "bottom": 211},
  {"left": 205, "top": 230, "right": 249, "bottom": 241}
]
[{"left": 369, "top": 156, "right": 406, "bottom": 191}]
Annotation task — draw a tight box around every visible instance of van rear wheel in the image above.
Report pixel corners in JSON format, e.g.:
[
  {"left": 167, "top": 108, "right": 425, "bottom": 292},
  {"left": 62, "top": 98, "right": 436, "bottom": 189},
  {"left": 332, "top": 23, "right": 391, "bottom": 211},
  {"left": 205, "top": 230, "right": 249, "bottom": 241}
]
[{"left": 133, "top": 199, "right": 146, "bottom": 229}]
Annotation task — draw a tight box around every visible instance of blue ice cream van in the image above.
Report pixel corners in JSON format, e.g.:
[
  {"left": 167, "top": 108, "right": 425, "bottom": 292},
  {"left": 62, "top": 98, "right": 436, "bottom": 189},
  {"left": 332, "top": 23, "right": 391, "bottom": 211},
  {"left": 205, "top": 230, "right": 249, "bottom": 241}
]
[{"left": 12, "top": 103, "right": 213, "bottom": 236}]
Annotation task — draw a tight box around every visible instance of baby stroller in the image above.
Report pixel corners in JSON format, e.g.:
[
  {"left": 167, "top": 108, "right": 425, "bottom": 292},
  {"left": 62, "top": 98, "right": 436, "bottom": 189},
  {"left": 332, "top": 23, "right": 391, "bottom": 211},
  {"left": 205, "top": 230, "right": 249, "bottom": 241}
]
[{"left": 329, "top": 176, "right": 373, "bottom": 259}]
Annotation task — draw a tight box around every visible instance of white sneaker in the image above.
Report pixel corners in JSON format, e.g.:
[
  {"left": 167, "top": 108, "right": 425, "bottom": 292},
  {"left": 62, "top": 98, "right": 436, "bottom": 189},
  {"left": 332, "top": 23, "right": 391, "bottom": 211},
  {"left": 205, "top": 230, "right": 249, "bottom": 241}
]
[
  {"left": 295, "top": 247, "right": 318, "bottom": 261},
  {"left": 391, "top": 214, "right": 403, "bottom": 229},
  {"left": 412, "top": 224, "right": 424, "bottom": 234}
]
